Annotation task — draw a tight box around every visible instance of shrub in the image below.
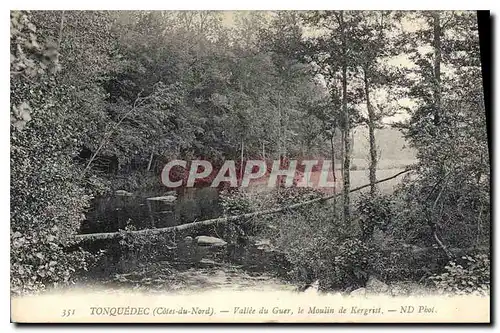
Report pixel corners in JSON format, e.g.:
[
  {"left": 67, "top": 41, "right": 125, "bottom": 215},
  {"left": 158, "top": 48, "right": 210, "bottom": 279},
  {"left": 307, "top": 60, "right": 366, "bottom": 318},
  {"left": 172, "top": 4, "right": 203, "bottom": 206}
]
[
  {"left": 220, "top": 186, "right": 373, "bottom": 291},
  {"left": 111, "top": 170, "right": 161, "bottom": 193},
  {"left": 367, "top": 240, "right": 433, "bottom": 283},
  {"left": 356, "top": 192, "right": 394, "bottom": 241},
  {"left": 273, "top": 186, "right": 324, "bottom": 206},
  {"left": 265, "top": 197, "right": 371, "bottom": 291},
  {"left": 11, "top": 119, "right": 95, "bottom": 294},
  {"left": 320, "top": 238, "right": 373, "bottom": 290},
  {"left": 219, "top": 189, "right": 254, "bottom": 216},
  {"left": 11, "top": 230, "right": 96, "bottom": 295},
  {"left": 429, "top": 254, "right": 490, "bottom": 296},
  {"left": 10, "top": 11, "right": 95, "bottom": 295}
]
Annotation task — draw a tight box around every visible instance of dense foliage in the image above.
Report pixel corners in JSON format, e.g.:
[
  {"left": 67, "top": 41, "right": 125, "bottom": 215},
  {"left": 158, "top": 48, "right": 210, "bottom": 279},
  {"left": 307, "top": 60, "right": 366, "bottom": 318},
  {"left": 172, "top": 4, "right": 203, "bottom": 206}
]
[
  {"left": 11, "top": 11, "right": 95, "bottom": 294},
  {"left": 10, "top": 10, "right": 489, "bottom": 295},
  {"left": 430, "top": 254, "right": 490, "bottom": 295}
]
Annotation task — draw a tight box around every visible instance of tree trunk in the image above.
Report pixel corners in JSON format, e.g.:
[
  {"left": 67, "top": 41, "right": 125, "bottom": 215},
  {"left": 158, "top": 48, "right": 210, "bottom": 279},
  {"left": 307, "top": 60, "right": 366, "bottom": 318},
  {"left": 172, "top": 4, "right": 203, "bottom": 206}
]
[
  {"left": 277, "top": 89, "right": 282, "bottom": 191},
  {"left": 146, "top": 199, "right": 155, "bottom": 228},
  {"left": 146, "top": 152, "right": 154, "bottom": 171},
  {"left": 56, "top": 11, "right": 65, "bottom": 63},
  {"left": 364, "top": 68, "right": 377, "bottom": 197},
  {"left": 340, "top": 130, "right": 345, "bottom": 182},
  {"left": 431, "top": 12, "right": 449, "bottom": 257},
  {"left": 340, "top": 12, "right": 351, "bottom": 225},
  {"left": 433, "top": 12, "right": 441, "bottom": 126},
  {"left": 277, "top": 89, "right": 281, "bottom": 161},
  {"left": 330, "top": 134, "right": 337, "bottom": 219},
  {"left": 239, "top": 139, "right": 245, "bottom": 182}
]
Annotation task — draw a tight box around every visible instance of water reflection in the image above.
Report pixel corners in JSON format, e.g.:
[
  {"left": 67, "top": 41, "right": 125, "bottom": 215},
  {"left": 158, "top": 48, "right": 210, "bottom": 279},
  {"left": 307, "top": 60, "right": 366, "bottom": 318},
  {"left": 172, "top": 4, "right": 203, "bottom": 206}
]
[
  {"left": 80, "top": 187, "right": 221, "bottom": 234},
  {"left": 79, "top": 187, "right": 291, "bottom": 284}
]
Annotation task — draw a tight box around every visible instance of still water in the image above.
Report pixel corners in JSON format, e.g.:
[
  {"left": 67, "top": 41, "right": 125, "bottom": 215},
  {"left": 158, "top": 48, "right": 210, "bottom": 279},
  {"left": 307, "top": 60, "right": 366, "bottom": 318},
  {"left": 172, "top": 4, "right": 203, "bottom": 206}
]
[
  {"left": 79, "top": 187, "right": 291, "bottom": 286},
  {"left": 80, "top": 187, "right": 222, "bottom": 234}
]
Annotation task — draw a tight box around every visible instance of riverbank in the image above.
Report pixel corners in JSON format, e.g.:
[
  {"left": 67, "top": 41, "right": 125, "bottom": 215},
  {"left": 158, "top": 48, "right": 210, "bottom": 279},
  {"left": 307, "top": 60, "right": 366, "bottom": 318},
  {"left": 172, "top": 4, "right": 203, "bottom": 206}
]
[{"left": 73, "top": 263, "right": 296, "bottom": 295}]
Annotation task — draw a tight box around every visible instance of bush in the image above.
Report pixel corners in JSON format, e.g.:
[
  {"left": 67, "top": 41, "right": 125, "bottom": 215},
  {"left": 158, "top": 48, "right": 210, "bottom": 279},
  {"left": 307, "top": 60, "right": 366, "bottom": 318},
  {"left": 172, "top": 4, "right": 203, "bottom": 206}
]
[
  {"left": 111, "top": 170, "right": 162, "bottom": 193},
  {"left": 218, "top": 189, "right": 277, "bottom": 244},
  {"left": 429, "top": 254, "right": 490, "bottom": 296},
  {"left": 10, "top": 111, "right": 95, "bottom": 295},
  {"left": 11, "top": 230, "right": 96, "bottom": 295},
  {"left": 219, "top": 189, "right": 254, "bottom": 216},
  {"left": 356, "top": 192, "right": 394, "bottom": 241},
  {"left": 320, "top": 238, "right": 373, "bottom": 290},
  {"left": 263, "top": 196, "right": 372, "bottom": 291},
  {"left": 219, "top": 186, "right": 374, "bottom": 291},
  {"left": 367, "top": 240, "right": 437, "bottom": 283},
  {"left": 273, "top": 186, "right": 324, "bottom": 206},
  {"left": 10, "top": 11, "right": 96, "bottom": 295}
]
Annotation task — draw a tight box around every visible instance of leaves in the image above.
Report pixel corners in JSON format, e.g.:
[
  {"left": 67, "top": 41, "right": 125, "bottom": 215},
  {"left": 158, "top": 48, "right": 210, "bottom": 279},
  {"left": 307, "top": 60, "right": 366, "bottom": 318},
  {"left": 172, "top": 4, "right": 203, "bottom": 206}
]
[{"left": 430, "top": 254, "right": 490, "bottom": 296}]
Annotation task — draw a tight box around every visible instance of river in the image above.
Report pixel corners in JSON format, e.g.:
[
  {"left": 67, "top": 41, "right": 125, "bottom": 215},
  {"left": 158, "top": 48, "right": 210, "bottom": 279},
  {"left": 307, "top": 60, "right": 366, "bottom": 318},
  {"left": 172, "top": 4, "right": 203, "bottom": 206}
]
[
  {"left": 77, "top": 167, "right": 411, "bottom": 292},
  {"left": 77, "top": 186, "right": 294, "bottom": 292}
]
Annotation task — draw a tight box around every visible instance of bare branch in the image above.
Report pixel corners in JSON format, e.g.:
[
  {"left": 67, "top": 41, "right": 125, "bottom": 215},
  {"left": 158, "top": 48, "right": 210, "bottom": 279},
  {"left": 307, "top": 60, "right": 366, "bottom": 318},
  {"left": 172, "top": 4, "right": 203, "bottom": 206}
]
[{"left": 81, "top": 91, "right": 148, "bottom": 177}]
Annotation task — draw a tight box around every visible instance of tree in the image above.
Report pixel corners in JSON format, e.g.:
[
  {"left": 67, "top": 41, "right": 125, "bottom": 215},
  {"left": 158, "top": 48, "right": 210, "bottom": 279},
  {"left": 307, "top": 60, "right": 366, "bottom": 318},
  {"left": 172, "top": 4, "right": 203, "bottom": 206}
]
[
  {"left": 301, "top": 11, "right": 366, "bottom": 224},
  {"left": 353, "top": 11, "right": 398, "bottom": 197},
  {"left": 392, "top": 11, "right": 489, "bottom": 253}
]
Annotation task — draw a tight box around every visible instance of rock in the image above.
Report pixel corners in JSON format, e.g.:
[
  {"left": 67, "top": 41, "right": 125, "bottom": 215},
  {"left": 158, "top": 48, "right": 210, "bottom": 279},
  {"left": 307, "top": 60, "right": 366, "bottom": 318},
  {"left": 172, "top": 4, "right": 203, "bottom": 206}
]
[
  {"left": 198, "top": 258, "right": 216, "bottom": 267},
  {"left": 389, "top": 284, "right": 408, "bottom": 296},
  {"left": 255, "top": 238, "right": 276, "bottom": 252},
  {"left": 164, "top": 190, "right": 178, "bottom": 197},
  {"left": 390, "top": 281, "right": 428, "bottom": 296},
  {"left": 366, "top": 276, "right": 390, "bottom": 294},
  {"left": 255, "top": 239, "right": 271, "bottom": 247},
  {"left": 115, "top": 190, "right": 134, "bottom": 196},
  {"left": 303, "top": 280, "right": 320, "bottom": 294},
  {"left": 197, "top": 259, "right": 225, "bottom": 268},
  {"left": 195, "top": 236, "right": 227, "bottom": 247},
  {"left": 350, "top": 287, "right": 366, "bottom": 297},
  {"left": 146, "top": 195, "right": 177, "bottom": 202}
]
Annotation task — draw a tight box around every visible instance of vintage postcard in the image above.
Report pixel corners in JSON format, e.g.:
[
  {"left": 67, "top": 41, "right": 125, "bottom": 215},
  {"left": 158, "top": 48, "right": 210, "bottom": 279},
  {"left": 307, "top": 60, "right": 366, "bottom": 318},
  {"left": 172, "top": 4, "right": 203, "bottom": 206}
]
[{"left": 10, "top": 9, "right": 490, "bottom": 323}]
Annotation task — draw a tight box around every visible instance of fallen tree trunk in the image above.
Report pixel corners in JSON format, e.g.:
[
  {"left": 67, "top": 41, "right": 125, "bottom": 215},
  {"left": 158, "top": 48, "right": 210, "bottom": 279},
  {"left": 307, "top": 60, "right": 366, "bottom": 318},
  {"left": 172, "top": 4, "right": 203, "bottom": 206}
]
[{"left": 74, "top": 167, "right": 414, "bottom": 242}]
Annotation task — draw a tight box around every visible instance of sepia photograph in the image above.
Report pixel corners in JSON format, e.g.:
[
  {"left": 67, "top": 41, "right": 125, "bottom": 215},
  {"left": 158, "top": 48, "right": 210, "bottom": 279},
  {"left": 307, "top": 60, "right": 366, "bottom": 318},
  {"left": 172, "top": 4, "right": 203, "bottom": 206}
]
[{"left": 9, "top": 8, "right": 491, "bottom": 323}]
